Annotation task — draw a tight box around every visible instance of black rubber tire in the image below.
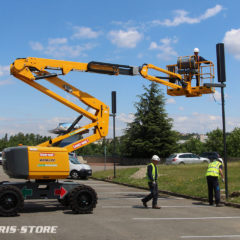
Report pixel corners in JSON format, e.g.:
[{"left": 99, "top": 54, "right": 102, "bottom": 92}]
[
  {"left": 203, "top": 160, "right": 209, "bottom": 164},
  {"left": 0, "top": 185, "right": 24, "bottom": 217},
  {"left": 58, "top": 195, "right": 70, "bottom": 207},
  {"left": 69, "top": 185, "right": 97, "bottom": 214},
  {"left": 70, "top": 170, "right": 79, "bottom": 179},
  {"left": 179, "top": 162, "right": 185, "bottom": 165}
]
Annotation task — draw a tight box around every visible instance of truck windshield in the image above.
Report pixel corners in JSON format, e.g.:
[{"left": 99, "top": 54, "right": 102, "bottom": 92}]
[{"left": 69, "top": 156, "right": 80, "bottom": 164}]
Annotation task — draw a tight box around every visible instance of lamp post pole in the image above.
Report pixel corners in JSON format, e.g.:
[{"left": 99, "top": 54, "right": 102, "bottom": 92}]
[
  {"left": 111, "top": 91, "right": 117, "bottom": 178},
  {"left": 221, "top": 85, "right": 228, "bottom": 199}
]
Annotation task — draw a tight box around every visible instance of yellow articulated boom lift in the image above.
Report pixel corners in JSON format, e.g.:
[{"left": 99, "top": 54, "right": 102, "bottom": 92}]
[{"left": 1, "top": 56, "right": 214, "bottom": 216}]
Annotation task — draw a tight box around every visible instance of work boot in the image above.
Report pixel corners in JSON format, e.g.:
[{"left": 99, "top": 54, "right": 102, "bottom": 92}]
[
  {"left": 141, "top": 199, "right": 148, "bottom": 208},
  {"left": 152, "top": 205, "right": 161, "bottom": 209},
  {"left": 216, "top": 203, "right": 224, "bottom": 207}
]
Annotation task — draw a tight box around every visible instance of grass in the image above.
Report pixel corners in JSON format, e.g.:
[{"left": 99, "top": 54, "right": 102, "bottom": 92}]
[{"left": 92, "top": 162, "right": 240, "bottom": 204}]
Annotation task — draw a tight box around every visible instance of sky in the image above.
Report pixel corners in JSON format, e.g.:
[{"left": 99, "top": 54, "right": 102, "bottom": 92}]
[{"left": 0, "top": 0, "right": 240, "bottom": 138}]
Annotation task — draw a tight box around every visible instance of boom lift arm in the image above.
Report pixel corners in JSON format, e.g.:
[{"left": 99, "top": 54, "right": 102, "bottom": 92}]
[{"left": 10, "top": 57, "right": 214, "bottom": 153}]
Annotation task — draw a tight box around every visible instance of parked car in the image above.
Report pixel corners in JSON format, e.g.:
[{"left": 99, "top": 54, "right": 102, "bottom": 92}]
[
  {"left": 166, "top": 153, "right": 210, "bottom": 165},
  {"left": 0, "top": 152, "right": 2, "bottom": 165},
  {"left": 69, "top": 153, "right": 92, "bottom": 180},
  {"left": 199, "top": 152, "right": 221, "bottom": 162}
]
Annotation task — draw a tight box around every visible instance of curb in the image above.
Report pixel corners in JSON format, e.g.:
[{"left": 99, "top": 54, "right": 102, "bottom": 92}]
[{"left": 91, "top": 177, "right": 240, "bottom": 208}]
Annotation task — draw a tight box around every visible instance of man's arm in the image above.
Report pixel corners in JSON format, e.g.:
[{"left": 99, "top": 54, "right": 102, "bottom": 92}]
[
  {"left": 147, "top": 164, "right": 154, "bottom": 182},
  {"left": 219, "top": 168, "right": 224, "bottom": 179},
  {"left": 219, "top": 165, "right": 224, "bottom": 181},
  {"left": 199, "top": 56, "right": 212, "bottom": 64}
]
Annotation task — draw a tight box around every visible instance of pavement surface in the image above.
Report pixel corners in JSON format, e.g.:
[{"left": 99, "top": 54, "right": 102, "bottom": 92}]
[{"left": 0, "top": 166, "right": 240, "bottom": 240}]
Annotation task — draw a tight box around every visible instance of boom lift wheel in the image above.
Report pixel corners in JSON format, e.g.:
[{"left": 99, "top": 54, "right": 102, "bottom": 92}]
[
  {"left": 0, "top": 185, "right": 24, "bottom": 217},
  {"left": 69, "top": 185, "right": 97, "bottom": 214}
]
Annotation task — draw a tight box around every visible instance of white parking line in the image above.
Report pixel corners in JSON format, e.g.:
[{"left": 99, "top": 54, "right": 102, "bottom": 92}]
[
  {"left": 98, "top": 197, "right": 188, "bottom": 201},
  {"left": 102, "top": 205, "right": 208, "bottom": 208},
  {"left": 133, "top": 216, "right": 240, "bottom": 221},
  {"left": 99, "top": 192, "right": 148, "bottom": 194},
  {"left": 84, "top": 184, "right": 122, "bottom": 186},
  {"left": 180, "top": 235, "right": 240, "bottom": 239}
]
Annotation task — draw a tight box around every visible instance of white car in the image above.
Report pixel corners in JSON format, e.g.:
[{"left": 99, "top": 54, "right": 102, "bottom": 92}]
[
  {"left": 69, "top": 153, "right": 92, "bottom": 180},
  {"left": 166, "top": 153, "right": 210, "bottom": 165}
]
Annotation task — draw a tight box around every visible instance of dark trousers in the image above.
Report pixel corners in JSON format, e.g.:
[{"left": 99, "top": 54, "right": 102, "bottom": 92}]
[
  {"left": 142, "top": 182, "right": 158, "bottom": 206},
  {"left": 206, "top": 176, "right": 220, "bottom": 205},
  {"left": 196, "top": 75, "right": 200, "bottom": 86}
]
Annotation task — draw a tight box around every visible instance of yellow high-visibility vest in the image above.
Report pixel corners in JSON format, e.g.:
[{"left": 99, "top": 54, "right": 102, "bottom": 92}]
[
  {"left": 146, "top": 163, "right": 158, "bottom": 181},
  {"left": 206, "top": 161, "right": 221, "bottom": 177}
]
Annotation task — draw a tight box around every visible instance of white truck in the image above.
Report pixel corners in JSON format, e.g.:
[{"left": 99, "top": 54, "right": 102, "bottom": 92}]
[{"left": 69, "top": 153, "right": 92, "bottom": 180}]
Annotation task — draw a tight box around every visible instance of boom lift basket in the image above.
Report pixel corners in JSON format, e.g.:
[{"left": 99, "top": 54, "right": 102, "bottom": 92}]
[{"left": 166, "top": 56, "right": 215, "bottom": 97}]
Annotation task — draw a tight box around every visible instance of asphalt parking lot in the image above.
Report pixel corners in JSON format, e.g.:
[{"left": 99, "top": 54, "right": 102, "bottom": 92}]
[{"left": 1, "top": 167, "right": 240, "bottom": 240}]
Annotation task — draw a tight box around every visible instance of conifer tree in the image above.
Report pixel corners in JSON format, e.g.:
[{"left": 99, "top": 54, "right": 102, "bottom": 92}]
[{"left": 122, "top": 82, "right": 179, "bottom": 158}]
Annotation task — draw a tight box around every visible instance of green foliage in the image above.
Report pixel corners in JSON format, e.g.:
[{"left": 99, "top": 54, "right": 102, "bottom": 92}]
[
  {"left": 205, "top": 128, "right": 223, "bottom": 156},
  {"left": 226, "top": 128, "right": 240, "bottom": 157},
  {"left": 178, "top": 137, "right": 205, "bottom": 155},
  {"left": 0, "top": 132, "right": 50, "bottom": 151},
  {"left": 121, "top": 82, "right": 179, "bottom": 158},
  {"left": 76, "top": 138, "right": 122, "bottom": 156}
]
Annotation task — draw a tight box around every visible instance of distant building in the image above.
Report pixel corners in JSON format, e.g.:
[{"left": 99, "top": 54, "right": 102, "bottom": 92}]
[{"left": 199, "top": 134, "right": 208, "bottom": 143}]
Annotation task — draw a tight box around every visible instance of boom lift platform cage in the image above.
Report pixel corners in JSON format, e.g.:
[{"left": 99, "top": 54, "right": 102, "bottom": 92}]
[{"left": 166, "top": 55, "right": 214, "bottom": 97}]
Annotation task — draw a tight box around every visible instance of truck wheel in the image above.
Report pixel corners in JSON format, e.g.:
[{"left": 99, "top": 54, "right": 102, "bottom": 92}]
[
  {"left": 0, "top": 185, "right": 24, "bottom": 217},
  {"left": 69, "top": 185, "right": 97, "bottom": 214},
  {"left": 58, "top": 195, "right": 69, "bottom": 207},
  {"left": 70, "top": 170, "right": 79, "bottom": 179}
]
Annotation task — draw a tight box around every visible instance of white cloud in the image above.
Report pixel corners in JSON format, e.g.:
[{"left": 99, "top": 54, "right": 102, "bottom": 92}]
[
  {"left": 166, "top": 98, "right": 176, "bottom": 104},
  {"left": 72, "top": 26, "right": 101, "bottom": 39},
  {"left": 0, "top": 116, "right": 77, "bottom": 138},
  {"left": 117, "top": 113, "right": 134, "bottom": 123},
  {"left": 171, "top": 112, "right": 240, "bottom": 133},
  {"left": 48, "top": 38, "right": 68, "bottom": 45},
  {"left": 208, "top": 90, "right": 228, "bottom": 102},
  {"left": 0, "top": 79, "right": 14, "bottom": 86},
  {"left": 0, "top": 65, "right": 9, "bottom": 77},
  {"left": 213, "top": 90, "right": 221, "bottom": 101},
  {"left": 30, "top": 38, "right": 95, "bottom": 58},
  {"left": 29, "top": 41, "right": 44, "bottom": 51},
  {"left": 0, "top": 65, "right": 13, "bottom": 87},
  {"left": 223, "top": 28, "right": 240, "bottom": 60},
  {"left": 152, "top": 5, "right": 223, "bottom": 27},
  {"left": 149, "top": 37, "right": 178, "bottom": 60},
  {"left": 178, "top": 106, "right": 184, "bottom": 111},
  {"left": 108, "top": 29, "right": 143, "bottom": 48}
]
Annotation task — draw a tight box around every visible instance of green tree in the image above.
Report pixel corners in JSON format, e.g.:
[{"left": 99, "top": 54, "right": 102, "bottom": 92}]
[
  {"left": 178, "top": 137, "right": 205, "bottom": 154},
  {"left": 121, "top": 82, "right": 179, "bottom": 158},
  {"left": 0, "top": 132, "right": 50, "bottom": 151},
  {"left": 227, "top": 127, "right": 240, "bottom": 157},
  {"left": 205, "top": 128, "right": 223, "bottom": 156}
]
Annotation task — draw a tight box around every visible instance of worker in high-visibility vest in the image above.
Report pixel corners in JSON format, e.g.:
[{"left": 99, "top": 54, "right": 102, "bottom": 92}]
[
  {"left": 141, "top": 155, "right": 161, "bottom": 209},
  {"left": 205, "top": 158, "right": 224, "bottom": 207}
]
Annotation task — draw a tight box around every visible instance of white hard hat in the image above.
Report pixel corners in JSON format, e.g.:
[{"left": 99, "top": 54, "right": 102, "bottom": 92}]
[
  {"left": 194, "top": 48, "right": 199, "bottom": 53},
  {"left": 152, "top": 155, "right": 160, "bottom": 161},
  {"left": 217, "top": 158, "right": 223, "bottom": 164}
]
